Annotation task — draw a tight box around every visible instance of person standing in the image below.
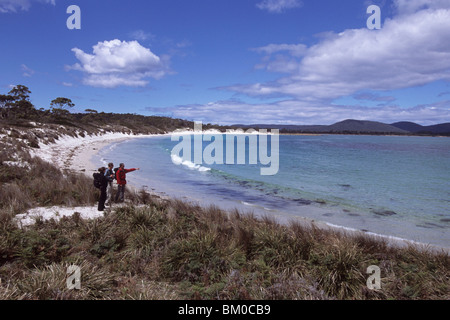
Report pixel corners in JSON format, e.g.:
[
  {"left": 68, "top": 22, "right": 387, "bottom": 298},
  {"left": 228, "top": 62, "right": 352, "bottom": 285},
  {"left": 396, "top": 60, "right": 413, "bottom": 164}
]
[
  {"left": 96, "top": 167, "right": 109, "bottom": 212},
  {"left": 104, "top": 162, "right": 115, "bottom": 206},
  {"left": 114, "top": 163, "right": 139, "bottom": 203}
]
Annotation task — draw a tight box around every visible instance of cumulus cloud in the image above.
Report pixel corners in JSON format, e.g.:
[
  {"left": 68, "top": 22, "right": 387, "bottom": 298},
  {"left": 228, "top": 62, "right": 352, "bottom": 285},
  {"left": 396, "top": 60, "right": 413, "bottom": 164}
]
[
  {"left": 0, "top": 0, "right": 55, "bottom": 13},
  {"left": 256, "top": 0, "right": 302, "bottom": 13},
  {"left": 68, "top": 39, "right": 171, "bottom": 88},
  {"left": 204, "top": 2, "right": 450, "bottom": 125},
  {"left": 225, "top": 3, "right": 450, "bottom": 106}
]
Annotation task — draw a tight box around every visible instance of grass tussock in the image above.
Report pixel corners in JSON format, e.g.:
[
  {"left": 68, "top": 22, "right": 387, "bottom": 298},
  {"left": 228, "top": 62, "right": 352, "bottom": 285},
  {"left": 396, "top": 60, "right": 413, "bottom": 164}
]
[
  {"left": 1, "top": 192, "right": 448, "bottom": 300},
  {"left": 0, "top": 146, "right": 97, "bottom": 218}
]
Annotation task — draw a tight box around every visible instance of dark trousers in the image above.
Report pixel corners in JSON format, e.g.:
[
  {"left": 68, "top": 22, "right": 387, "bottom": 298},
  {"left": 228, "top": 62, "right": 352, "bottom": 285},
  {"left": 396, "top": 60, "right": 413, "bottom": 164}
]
[
  {"left": 98, "top": 187, "right": 107, "bottom": 211},
  {"left": 115, "top": 184, "right": 125, "bottom": 202}
]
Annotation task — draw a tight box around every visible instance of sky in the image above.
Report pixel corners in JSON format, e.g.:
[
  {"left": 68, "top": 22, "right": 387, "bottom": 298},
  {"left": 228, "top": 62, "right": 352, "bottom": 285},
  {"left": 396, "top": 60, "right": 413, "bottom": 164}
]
[{"left": 1, "top": 0, "right": 450, "bottom": 125}]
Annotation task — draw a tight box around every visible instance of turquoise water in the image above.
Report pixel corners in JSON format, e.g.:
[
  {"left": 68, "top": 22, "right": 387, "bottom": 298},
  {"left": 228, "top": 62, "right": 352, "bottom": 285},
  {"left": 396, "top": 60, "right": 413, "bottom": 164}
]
[{"left": 96, "top": 134, "right": 450, "bottom": 248}]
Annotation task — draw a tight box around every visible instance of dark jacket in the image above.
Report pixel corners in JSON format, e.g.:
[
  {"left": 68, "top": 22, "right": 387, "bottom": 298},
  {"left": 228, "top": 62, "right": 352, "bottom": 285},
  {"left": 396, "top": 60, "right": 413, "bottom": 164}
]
[
  {"left": 94, "top": 172, "right": 109, "bottom": 191},
  {"left": 105, "top": 168, "right": 115, "bottom": 182},
  {"left": 99, "top": 174, "right": 109, "bottom": 190}
]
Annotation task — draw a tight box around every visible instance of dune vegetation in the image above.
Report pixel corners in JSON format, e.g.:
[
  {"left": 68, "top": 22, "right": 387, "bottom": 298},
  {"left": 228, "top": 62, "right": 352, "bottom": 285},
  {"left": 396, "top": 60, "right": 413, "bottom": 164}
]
[{"left": 1, "top": 186, "right": 449, "bottom": 300}]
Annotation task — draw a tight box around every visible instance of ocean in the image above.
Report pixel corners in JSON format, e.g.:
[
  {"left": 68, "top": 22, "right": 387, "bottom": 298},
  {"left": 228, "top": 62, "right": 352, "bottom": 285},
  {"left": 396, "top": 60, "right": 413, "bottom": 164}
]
[{"left": 96, "top": 133, "right": 450, "bottom": 248}]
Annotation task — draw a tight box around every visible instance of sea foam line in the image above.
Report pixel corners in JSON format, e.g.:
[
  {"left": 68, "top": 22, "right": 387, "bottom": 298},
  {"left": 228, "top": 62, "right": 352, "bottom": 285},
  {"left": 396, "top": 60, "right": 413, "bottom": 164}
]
[
  {"left": 323, "top": 222, "right": 436, "bottom": 249},
  {"left": 171, "top": 154, "right": 211, "bottom": 172}
]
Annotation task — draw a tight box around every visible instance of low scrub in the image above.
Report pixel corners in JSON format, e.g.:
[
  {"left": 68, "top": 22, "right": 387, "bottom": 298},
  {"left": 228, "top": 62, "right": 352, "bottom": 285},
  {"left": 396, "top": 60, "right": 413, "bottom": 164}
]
[{"left": 0, "top": 195, "right": 448, "bottom": 300}]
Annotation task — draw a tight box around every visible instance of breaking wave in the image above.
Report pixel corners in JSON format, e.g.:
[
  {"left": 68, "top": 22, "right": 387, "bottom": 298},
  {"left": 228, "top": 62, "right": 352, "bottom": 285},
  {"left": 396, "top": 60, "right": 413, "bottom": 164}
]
[{"left": 171, "top": 154, "right": 211, "bottom": 172}]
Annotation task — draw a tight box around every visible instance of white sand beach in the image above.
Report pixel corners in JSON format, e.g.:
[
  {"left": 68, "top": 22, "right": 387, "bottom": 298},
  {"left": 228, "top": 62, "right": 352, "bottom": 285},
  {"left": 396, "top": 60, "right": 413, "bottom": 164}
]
[{"left": 30, "top": 132, "right": 158, "bottom": 173}]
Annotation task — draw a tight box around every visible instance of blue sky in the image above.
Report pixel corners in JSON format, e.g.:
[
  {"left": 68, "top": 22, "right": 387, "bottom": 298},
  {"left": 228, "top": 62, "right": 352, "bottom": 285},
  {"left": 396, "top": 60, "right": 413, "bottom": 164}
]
[{"left": 1, "top": 0, "right": 450, "bottom": 125}]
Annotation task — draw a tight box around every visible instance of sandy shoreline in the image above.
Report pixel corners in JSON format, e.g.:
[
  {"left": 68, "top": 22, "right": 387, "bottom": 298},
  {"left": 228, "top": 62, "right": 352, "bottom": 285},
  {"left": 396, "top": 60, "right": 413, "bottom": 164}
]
[{"left": 30, "top": 132, "right": 160, "bottom": 174}]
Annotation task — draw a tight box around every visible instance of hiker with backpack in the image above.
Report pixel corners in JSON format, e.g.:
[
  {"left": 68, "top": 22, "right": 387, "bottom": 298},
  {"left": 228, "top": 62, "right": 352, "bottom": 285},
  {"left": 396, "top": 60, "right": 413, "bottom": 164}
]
[
  {"left": 114, "top": 163, "right": 139, "bottom": 203},
  {"left": 105, "top": 162, "right": 115, "bottom": 206},
  {"left": 93, "top": 167, "right": 109, "bottom": 212}
]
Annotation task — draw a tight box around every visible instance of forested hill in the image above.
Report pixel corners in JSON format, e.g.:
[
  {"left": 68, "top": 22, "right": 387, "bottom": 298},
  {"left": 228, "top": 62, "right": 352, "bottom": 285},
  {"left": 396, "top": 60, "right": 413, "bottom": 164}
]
[
  {"left": 0, "top": 85, "right": 222, "bottom": 136},
  {"left": 237, "top": 119, "right": 450, "bottom": 136},
  {"left": 390, "top": 121, "right": 450, "bottom": 135}
]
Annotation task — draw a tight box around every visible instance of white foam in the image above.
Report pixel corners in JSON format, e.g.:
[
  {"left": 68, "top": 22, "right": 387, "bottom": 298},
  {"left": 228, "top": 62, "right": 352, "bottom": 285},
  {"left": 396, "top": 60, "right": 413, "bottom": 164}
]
[
  {"left": 171, "top": 154, "right": 211, "bottom": 172},
  {"left": 323, "top": 222, "right": 428, "bottom": 248}
]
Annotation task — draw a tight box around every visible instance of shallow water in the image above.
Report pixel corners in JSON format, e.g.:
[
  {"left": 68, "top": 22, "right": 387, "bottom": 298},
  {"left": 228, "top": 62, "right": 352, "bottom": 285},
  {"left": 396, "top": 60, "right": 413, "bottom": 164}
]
[{"left": 96, "top": 134, "right": 450, "bottom": 248}]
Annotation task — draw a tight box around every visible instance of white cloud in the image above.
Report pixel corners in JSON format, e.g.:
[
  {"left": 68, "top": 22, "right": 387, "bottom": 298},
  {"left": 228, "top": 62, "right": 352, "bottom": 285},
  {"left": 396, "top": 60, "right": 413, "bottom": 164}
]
[
  {"left": 208, "top": 3, "right": 450, "bottom": 126},
  {"left": 68, "top": 39, "right": 171, "bottom": 88},
  {"left": 0, "top": 0, "right": 55, "bottom": 13},
  {"left": 147, "top": 99, "right": 450, "bottom": 126},
  {"left": 129, "top": 30, "right": 155, "bottom": 42},
  {"left": 229, "top": 6, "right": 450, "bottom": 102},
  {"left": 256, "top": 0, "right": 302, "bottom": 13},
  {"left": 252, "top": 43, "right": 307, "bottom": 74},
  {"left": 21, "top": 64, "right": 35, "bottom": 77},
  {"left": 253, "top": 43, "right": 307, "bottom": 57},
  {"left": 394, "top": 0, "right": 450, "bottom": 14},
  {"left": 353, "top": 92, "right": 396, "bottom": 103}
]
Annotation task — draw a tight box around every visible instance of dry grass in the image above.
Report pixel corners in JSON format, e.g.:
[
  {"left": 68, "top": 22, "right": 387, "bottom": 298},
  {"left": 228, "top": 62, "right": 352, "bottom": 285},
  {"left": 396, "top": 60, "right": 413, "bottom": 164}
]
[{"left": 0, "top": 191, "right": 449, "bottom": 300}]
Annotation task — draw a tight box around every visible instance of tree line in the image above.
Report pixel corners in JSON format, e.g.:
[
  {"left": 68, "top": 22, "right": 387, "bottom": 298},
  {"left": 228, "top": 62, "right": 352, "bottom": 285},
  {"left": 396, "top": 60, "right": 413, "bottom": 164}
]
[
  {"left": 0, "top": 85, "right": 75, "bottom": 120},
  {"left": 0, "top": 84, "right": 224, "bottom": 134}
]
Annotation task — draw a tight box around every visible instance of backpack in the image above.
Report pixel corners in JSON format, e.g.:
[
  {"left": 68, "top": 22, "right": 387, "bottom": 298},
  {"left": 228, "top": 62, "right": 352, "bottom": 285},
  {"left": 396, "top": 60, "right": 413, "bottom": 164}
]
[
  {"left": 114, "top": 167, "right": 119, "bottom": 180},
  {"left": 93, "top": 173, "right": 102, "bottom": 189}
]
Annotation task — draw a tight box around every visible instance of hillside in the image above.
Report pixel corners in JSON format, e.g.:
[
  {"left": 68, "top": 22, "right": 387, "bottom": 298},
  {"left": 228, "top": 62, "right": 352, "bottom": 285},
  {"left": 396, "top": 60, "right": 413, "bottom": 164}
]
[
  {"left": 0, "top": 112, "right": 222, "bottom": 137},
  {"left": 238, "top": 120, "right": 449, "bottom": 135},
  {"left": 390, "top": 121, "right": 425, "bottom": 132},
  {"left": 391, "top": 121, "right": 450, "bottom": 134},
  {"left": 327, "top": 120, "right": 407, "bottom": 134}
]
